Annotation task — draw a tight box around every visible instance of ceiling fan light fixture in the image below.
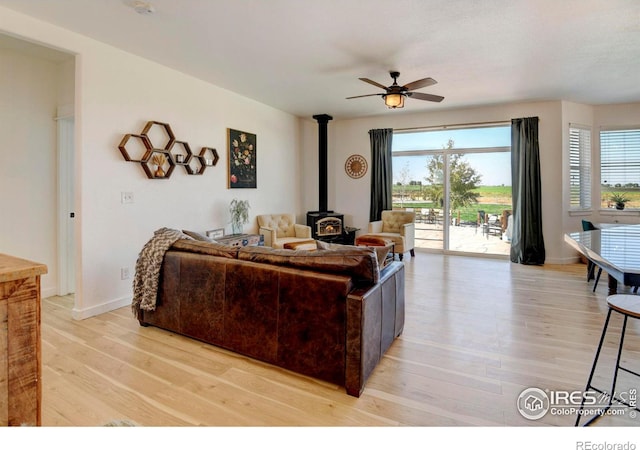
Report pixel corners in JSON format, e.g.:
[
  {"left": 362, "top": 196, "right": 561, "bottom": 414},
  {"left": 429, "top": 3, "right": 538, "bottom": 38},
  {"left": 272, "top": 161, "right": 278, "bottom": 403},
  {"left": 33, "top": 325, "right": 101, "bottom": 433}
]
[
  {"left": 384, "top": 93, "right": 405, "bottom": 109},
  {"left": 348, "top": 72, "right": 442, "bottom": 108}
]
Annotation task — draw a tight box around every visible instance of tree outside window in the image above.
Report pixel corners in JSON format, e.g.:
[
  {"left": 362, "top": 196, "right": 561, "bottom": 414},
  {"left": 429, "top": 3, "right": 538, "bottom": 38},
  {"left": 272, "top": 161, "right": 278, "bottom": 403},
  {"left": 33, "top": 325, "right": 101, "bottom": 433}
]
[{"left": 423, "top": 139, "right": 482, "bottom": 212}]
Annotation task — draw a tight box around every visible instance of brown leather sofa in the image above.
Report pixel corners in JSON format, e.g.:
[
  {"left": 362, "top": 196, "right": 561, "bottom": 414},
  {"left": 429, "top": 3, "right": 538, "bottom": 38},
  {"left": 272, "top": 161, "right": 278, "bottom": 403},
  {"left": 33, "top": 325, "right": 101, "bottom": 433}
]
[{"left": 135, "top": 239, "right": 405, "bottom": 397}]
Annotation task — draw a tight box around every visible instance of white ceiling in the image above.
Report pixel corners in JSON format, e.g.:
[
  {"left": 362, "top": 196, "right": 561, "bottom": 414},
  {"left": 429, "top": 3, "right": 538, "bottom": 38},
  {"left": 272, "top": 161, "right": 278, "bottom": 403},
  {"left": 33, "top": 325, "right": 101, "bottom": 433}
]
[{"left": 1, "top": 0, "right": 640, "bottom": 120}]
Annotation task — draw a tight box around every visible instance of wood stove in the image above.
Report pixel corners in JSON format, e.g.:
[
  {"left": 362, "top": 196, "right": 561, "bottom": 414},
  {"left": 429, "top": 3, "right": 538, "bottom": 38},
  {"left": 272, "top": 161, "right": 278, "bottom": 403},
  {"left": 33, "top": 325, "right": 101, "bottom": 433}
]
[
  {"left": 307, "top": 211, "right": 343, "bottom": 241},
  {"left": 316, "top": 216, "right": 342, "bottom": 236},
  {"left": 306, "top": 114, "right": 349, "bottom": 243}
]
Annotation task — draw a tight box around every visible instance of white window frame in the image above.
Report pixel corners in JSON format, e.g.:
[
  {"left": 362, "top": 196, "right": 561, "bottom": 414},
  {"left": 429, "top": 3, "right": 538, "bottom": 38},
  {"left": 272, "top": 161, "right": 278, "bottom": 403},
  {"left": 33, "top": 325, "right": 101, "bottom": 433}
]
[
  {"left": 600, "top": 126, "right": 640, "bottom": 211},
  {"left": 568, "top": 124, "right": 592, "bottom": 211},
  {"left": 392, "top": 123, "right": 511, "bottom": 254}
]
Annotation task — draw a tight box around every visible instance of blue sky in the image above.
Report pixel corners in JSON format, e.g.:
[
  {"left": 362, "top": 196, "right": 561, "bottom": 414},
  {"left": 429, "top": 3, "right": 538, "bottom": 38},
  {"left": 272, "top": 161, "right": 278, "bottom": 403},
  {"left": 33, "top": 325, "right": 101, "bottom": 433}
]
[{"left": 392, "top": 126, "right": 512, "bottom": 186}]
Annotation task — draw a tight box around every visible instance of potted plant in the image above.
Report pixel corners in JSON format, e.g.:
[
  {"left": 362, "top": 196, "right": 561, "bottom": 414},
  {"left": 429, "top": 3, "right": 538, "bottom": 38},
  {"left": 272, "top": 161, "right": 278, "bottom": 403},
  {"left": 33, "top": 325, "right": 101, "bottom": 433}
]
[
  {"left": 229, "top": 199, "right": 250, "bottom": 234},
  {"left": 610, "top": 192, "right": 630, "bottom": 210}
]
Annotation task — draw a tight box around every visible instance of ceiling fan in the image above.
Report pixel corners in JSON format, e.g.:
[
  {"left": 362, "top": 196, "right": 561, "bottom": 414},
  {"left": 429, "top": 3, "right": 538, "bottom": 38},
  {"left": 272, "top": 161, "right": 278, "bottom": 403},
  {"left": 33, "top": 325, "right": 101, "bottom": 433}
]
[{"left": 346, "top": 71, "right": 444, "bottom": 109}]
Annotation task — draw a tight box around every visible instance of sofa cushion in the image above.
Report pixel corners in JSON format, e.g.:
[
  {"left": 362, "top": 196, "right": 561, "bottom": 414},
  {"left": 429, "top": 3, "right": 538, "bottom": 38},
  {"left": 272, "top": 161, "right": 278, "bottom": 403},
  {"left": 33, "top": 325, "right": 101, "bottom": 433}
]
[
  {"left": 171, "top": 239, "right": 239, "bottom": 259},
  {"left": 237, "top": 245, "right": 379, "bottom": 284},
  {"left": 317, "top": 239, "right": 392, "bottom": 268}
]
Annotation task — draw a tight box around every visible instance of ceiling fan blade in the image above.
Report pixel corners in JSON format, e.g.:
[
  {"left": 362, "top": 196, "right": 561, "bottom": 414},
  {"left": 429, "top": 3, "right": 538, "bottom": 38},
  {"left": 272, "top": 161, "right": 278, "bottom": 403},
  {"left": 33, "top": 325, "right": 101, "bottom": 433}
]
[
  {"left": 408, "top": 92, "right": 445, "bottom": 103},
  {"left": 346, "top": 93, "right": 384, "bottom": 99},
  {"left": 359, "top": 78, "right": 389, "bottom": 91},
  {"left": 402, "top": 77, "right": 437, "bottom": 91}
]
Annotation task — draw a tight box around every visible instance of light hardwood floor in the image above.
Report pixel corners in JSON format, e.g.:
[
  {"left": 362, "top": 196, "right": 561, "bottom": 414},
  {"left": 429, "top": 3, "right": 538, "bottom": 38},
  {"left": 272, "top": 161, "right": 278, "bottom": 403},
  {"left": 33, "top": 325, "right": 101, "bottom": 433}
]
[{"left": 40, "top": 252, "right": 640, "bottom": 427}]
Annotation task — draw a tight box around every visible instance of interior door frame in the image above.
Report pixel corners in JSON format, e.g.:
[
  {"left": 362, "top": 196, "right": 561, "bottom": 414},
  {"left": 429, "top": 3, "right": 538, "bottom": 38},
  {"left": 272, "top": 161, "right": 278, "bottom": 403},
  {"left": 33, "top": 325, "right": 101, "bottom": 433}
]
[{"left": 56, "top": 106, "right": 75, "bottom": 296}]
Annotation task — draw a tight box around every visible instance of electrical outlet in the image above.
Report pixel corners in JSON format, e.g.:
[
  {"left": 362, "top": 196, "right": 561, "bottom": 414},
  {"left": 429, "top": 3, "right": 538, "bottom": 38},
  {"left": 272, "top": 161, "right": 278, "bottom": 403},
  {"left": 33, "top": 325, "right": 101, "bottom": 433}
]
[
  {"left": 121, "top": 267, "right": 130, "bottom": 280},
  {"left": 121, "top": 191, "right": 134, "bottom": 204}
]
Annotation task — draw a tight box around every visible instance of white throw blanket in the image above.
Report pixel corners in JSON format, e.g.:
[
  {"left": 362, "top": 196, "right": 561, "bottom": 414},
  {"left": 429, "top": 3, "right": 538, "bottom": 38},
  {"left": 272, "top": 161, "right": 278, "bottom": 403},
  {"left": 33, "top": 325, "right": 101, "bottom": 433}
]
[{"left": 131, "top": 227, "right": 192, "bottom": 318}]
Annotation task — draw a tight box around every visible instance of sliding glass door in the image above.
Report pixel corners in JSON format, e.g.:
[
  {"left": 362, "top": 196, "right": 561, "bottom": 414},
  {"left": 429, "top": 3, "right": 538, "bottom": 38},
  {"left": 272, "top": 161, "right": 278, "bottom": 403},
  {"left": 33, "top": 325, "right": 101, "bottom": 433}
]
[{"left": 392, "top": 125, "right": 512, "bottom": 256}]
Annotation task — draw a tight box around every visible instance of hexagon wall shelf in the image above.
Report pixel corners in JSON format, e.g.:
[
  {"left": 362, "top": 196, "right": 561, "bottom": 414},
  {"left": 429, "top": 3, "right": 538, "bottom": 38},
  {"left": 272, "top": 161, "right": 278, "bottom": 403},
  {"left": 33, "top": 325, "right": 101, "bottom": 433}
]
[
  {"left": 141, "top": 121, "right": 175, "bottom": 150},
  {"left": 200, "top": 147, "right": 219, "bottom": 166},
  {"left": 118, "top": 133, "right": 152, "bottom": 162},
  {"left": 118, "top": 120, "right": 218, "bottom": 179},
  {"left": 186, "top": 154, "right": 206, "bottom": 175},
  {"left": 142, "top": 150, "right": 176, "bottom": 179},
  {"left": 170, "top": 140, "right": 193, "bottom": 166}
]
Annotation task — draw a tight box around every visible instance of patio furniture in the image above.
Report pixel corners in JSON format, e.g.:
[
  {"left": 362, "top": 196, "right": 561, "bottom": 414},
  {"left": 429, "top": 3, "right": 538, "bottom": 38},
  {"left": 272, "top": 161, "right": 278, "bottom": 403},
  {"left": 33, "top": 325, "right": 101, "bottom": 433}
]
[
  {"left": 476, "top": 214, "right": 506, "bottom": 239},
  {"left": 434, "top": 209, "right": 444, "bottom": 224},
  {"left": 476, "top": 210, "right": 486, "bottom": 234},
  {"left": 501, "top": 210, "right": 512, "bottom": 234},
  {"left": 422, "top": 208, "right": 435, "bottom": 224},
  {"left": 482, "top": 213, "right": 502, "bottom": 238},
  {"left": 503, "top": 213, "right": 513, "bottom": 242}
]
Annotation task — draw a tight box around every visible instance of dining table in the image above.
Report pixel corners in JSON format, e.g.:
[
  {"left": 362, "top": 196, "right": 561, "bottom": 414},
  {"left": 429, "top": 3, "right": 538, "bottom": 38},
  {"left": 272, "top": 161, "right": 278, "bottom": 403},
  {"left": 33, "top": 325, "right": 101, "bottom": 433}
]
[{"left": 564, "top": 224, "right": 640, "bottom": 295}]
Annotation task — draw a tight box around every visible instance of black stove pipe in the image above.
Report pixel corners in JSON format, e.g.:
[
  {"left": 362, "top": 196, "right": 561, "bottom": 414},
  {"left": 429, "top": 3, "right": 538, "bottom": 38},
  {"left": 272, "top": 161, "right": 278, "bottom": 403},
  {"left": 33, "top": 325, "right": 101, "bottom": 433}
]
[{"left": 312, "top": 114, "right": 333, "bottom": 212}]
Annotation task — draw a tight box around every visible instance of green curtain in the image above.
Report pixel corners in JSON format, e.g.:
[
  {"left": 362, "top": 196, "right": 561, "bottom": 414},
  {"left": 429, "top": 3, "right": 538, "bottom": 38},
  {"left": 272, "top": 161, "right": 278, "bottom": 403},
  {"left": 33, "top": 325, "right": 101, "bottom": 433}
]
[
  {"left": 510, "top": 117, "right": 545, "bottom": 265},
  {"left": 369, "top": 128, "right": 393, "bottom": 222}
]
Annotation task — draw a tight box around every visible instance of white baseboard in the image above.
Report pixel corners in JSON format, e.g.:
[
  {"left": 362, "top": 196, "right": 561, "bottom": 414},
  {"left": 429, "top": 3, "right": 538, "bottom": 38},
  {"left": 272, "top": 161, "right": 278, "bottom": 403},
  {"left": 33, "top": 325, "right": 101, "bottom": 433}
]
[
  {"left": 41, "top": 286, "right": 59, "bottom": 299},
  {"left": 71, "top": 295, "right": 132, "bottom": 320},
  {"left": 544, "top": 256, "right": 582, "bottom": 265}
]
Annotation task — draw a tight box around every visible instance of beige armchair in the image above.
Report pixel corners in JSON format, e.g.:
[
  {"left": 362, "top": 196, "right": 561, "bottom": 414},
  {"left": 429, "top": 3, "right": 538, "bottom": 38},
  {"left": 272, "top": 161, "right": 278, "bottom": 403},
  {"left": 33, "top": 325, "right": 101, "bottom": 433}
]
[
  {"left": 257, "top": 213, "right": 312, "bottom": 248},
  {"left": 364, "top": 210, "right": 415, "bottom": 260}
]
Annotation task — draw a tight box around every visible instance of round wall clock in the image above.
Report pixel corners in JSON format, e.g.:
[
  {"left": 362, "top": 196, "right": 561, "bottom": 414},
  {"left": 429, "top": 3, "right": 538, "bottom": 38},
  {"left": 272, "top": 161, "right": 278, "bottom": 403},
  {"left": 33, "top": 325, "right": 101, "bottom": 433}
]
[{"left": 345, "top": 154, "right": 367, "bottom": 179}]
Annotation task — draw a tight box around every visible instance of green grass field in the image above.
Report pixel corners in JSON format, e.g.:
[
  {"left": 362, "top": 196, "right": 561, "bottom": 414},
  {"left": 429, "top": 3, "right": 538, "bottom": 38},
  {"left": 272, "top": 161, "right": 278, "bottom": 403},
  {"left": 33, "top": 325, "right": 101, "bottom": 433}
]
[{"left": 393, "top": 185, "right": 640, "bottom": 222}]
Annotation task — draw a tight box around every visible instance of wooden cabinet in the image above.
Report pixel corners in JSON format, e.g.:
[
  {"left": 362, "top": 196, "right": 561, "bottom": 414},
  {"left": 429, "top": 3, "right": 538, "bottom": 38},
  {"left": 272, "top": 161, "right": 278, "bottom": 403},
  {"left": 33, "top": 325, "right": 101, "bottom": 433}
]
[{"left": 0, "top": 254, "right": 47, "bottom": 426}]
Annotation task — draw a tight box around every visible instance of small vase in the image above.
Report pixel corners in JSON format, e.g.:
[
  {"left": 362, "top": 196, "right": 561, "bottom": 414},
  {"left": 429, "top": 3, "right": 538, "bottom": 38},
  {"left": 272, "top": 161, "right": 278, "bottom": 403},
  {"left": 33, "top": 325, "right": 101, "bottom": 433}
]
[
  {"left": 616, "top": 202, "right": 625, "bottom": 210},
  {"left": 155, "top": 165, "right": 165, "bottom": 178},
  {"left": 231, "top": 223, "right": 243, "bottom": 235}
]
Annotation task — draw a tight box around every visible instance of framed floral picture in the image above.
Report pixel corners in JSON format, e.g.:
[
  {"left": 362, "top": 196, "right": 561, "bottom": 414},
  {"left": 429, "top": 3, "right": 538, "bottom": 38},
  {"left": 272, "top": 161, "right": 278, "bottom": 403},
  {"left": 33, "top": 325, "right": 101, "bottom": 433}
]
[
  {"left": 227, "top": 128, "right": 257, "bottom": 188},
  {"left": 206, "top": 228, "right": 225, "bottom": 239}
]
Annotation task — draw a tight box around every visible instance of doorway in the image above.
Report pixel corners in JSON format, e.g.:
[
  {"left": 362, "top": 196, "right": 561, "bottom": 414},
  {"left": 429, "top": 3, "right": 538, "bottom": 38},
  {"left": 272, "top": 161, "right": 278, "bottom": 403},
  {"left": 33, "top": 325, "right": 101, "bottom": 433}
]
[
  {"left": 57, "top": 112, "right": 75, "bottom": 295},
  {"left": 392, "top": 124, "right": 512, "bottom": 256}
]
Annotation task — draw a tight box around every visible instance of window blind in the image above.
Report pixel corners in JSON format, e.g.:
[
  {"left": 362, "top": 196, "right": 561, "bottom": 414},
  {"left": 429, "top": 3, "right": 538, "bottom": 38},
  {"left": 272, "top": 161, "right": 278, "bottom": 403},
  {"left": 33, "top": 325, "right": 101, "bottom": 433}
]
[
  {"left": 569, "top": 125, "right": 591, "bottom": 209},
  {"left": 601, "top": 128, "right": 640, "bottom": 190}
]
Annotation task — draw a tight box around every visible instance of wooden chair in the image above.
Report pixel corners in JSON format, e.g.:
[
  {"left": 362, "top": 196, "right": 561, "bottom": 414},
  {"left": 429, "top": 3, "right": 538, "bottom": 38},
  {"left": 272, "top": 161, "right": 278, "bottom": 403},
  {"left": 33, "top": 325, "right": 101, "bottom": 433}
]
[{"left": 484, "top": 214, "right": 502, "bottom": 238}]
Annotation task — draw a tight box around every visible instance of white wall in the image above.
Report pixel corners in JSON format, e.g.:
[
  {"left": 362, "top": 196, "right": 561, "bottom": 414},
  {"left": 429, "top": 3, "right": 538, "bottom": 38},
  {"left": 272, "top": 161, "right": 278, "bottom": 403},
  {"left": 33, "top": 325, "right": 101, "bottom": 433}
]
[
  {"left": 0, "top": 47, "right": 66, "bottom": 297},
  {"left": 0, "top": 6, "right": 301, "bottom": 319},
  {"left": 77, "top": 47, "right": 301, "bottom": 318}
]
